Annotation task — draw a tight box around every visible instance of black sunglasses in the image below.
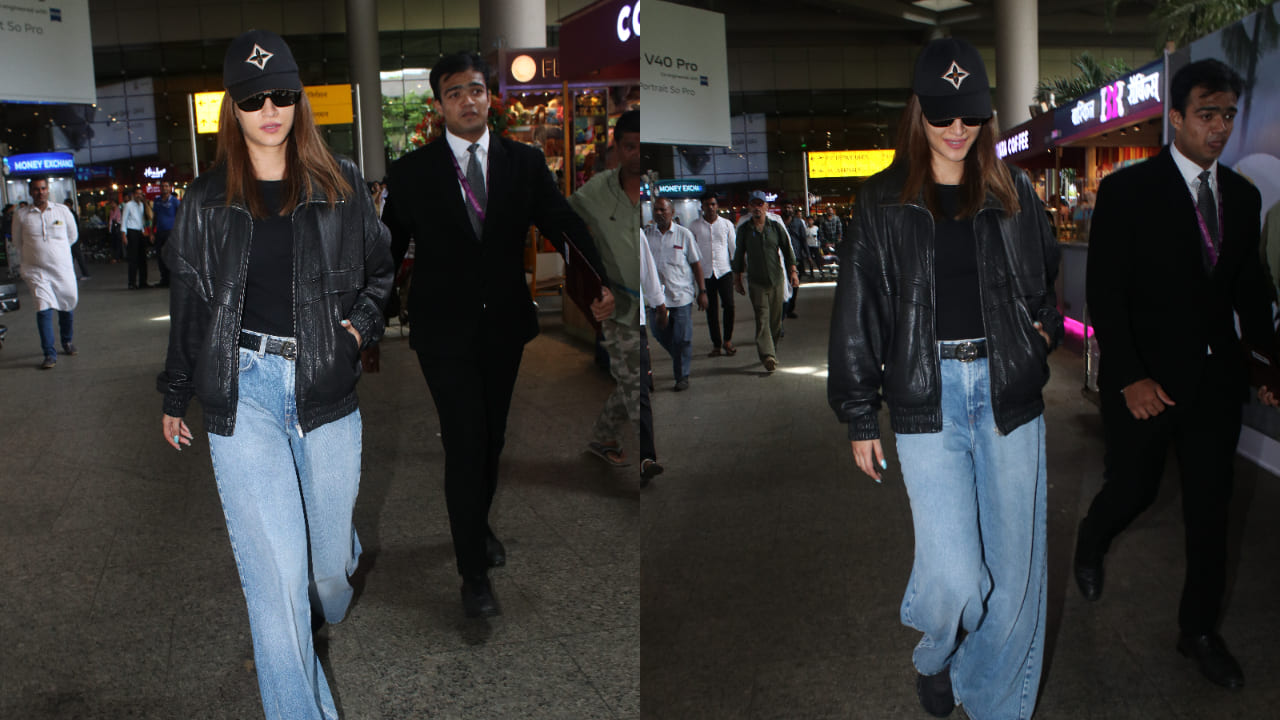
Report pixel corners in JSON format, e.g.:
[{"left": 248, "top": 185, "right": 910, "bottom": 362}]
[
  {"left": 236, "top": 89, "right": 302, "bottom": 112},
  {"left": 927, "top": 116, "right": 986, "bottom": 128}
]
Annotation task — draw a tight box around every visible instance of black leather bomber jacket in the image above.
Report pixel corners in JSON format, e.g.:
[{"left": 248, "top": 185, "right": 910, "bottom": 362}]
[
  {"left": 157, "top": 157, "right": 394, "bottom": 436},
  {"left": 828, "top": 163, "right": 1064, "bottom": 441}
]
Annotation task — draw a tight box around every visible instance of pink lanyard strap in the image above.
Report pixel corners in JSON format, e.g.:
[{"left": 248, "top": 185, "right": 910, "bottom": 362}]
[
  {"left": 1187, "top": 181, "right": 1218, "bottom": 266},
  {"left": 449, "top": 147, "right": 487, "bottom": 226}
]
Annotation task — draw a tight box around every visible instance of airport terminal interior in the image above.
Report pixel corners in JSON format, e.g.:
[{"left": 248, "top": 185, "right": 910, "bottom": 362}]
[{"left": 3, "top": 1, "right": 1280, "bottom": 718}]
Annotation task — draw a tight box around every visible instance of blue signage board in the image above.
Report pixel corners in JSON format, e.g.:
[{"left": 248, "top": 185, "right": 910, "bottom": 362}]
[
  {"left": 3, "top": 152, "right": 77, "bottom": 176},
  {"left": 656, "top": 178, "right": 707, "bottom": 197}
]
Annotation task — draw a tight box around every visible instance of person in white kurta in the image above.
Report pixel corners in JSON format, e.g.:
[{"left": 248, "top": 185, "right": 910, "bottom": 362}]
[{"left": 13, "top": 178, "right": 78, "bottom": 368}]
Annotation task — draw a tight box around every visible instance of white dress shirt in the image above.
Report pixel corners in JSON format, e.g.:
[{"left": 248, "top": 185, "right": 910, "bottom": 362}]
[
  {"left": 121, "top": 199, "right": 146, "bottom": 232},
  {"left": 638, "top": 230, "right": 665, "bottom": 327},
  {"left": 1170, "top": 142, "right": 1219, "bottom": 209},
  {"left": 445, "top": 127, "right": 490, "bottom": 204},
  {"left": 690, "top": 214, "right": 736, "bottom": 279},
  {"left": 644, "top": 222, "right": 701, "bottom": 307}
]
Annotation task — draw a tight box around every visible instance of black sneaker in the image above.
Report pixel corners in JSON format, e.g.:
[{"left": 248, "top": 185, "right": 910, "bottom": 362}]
[{"left": 916, "top": 668, "right": 955, "bottom": 717}]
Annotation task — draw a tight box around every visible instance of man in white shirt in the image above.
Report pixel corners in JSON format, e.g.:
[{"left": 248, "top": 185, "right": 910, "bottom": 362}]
[
  {"left": 121, "top": 189, "right": 149, "bottom": 289},
  {"left": 645, "top": 197, "right": 705, "bottom": 391},
  {"left": 12, "top": 178, "right": 79, "bottom": 369},
  {"left": 689, "top": 195, "right": 737, "bottom": 357}
]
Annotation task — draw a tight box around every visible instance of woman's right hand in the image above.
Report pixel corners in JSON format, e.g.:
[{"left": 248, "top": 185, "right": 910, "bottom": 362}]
[
  {"left": 163, "top": 414, "right": 193, "bottom": 451},
  {"left": 851, "top": 438, "right": 886, "bottom": 483}
]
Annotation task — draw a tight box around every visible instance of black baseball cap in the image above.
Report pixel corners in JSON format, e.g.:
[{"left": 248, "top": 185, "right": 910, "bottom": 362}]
[
  {"left": 912, "top": 38, "right": 992, "bottom": 123},
  {"left": 223, "top": 29, "right": 303, "bottom": 103}
]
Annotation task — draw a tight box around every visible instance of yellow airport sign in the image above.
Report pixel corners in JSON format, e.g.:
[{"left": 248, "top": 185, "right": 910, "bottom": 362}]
[
  {"left": 194, "top": 91, "right": 225, "bottom": 134},
  {"left": 808, "top": 149, "right": 896, "bottom": 179},
  {"left": 306, "top": 84, "right": 355, "bottom": 126},
  {"left": 194, "top": 85, "right": 353, "bottom": 134}
]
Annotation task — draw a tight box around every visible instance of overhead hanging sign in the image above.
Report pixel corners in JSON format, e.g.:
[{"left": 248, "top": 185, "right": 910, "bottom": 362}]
[
  {"left": 0, "top": 0, "right": 96, "bottom": 104},
  {"left": 640, "top": 0, "right": 730, "bottom": 147},
  {"left": 194, "top": 85, "right": 354, "bottom": 134},
  {"left": 807, "top": 150, "right": 896, "bottom": 178},
  {"left": 3, "top": 152, "right": 76, "bottom": 176}
]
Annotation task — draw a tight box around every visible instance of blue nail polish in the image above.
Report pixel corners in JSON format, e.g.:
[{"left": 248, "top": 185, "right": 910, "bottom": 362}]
[
  {"left": 173, "top": 434, "right": 179, "bottom": 444},
  {"left": 879, "top": 458, "right": 887, "bottom": 470}
]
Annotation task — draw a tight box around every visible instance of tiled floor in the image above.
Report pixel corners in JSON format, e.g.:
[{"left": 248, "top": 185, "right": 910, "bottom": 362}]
[
  {"left": 642, "top": 279, "right": 1280, "bottom": 720},
  {"left": 0, "top": 262, "right": 638, "bottom": 719},
  {"left": 3, "top": 264, "right": 1277, "bottom": 719}
]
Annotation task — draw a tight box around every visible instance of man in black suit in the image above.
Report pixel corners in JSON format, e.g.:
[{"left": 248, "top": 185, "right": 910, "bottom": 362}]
[
  {"left": 385, "top": 52, "right": 614, "bottom": 618},
  {"left": 1076, "top": 58, "right": 1278, "bottom": 689}
]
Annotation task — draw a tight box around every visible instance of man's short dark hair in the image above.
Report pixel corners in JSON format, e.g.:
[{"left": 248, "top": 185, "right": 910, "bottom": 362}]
[
  {"left": 700, "top": 193, "right": 717, "bottom": 204},
  {"left": 615, "top": 109, "right": 640, "bottom": 138},
  {"left": 1170, "top": 59, "right": 1243, "bottom": 115},
  {"left": 430, "top": 52, "right": 490, "bottom": 99}
]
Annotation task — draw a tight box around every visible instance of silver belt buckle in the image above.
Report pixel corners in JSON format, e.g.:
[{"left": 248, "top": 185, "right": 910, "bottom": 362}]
[
  {"left": 955, "top": 341, "right": 979, "bottom": 362},
  {"left": 279, "top": 340, "right": 297, "bottom": 361}
]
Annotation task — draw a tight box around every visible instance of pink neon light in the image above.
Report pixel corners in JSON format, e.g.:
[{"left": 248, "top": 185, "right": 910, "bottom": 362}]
[{"left": 1063, "top": 316, "right": 1094, "bottom": 338}]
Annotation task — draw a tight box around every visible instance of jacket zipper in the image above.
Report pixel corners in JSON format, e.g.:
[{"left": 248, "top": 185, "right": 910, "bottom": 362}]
[
  {"left": 901, "top": 202, "right": 942, "bottom": 410},
  {"left": 289, "top": 197, "right": 330, "bottom": 438}
]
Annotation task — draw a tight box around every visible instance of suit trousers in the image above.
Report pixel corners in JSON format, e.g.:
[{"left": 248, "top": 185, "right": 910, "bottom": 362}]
[
  {"left": 704, "top": 272, "right": 735, "bottom": 349},
  {"left": 126, "top": 229, "right": 148, "bottom": 287},
  {"left": 1081, "top": 352, "right": 1241, "bottom": 634},
  {"left": 154, "top": 229, "right": 172, "bottom": 284},
  {"left": 418, "top": 344, "right": 524, "bottom": 578},
  {"left": 639, "top": 327, "right": 656, "bottom": 462}
]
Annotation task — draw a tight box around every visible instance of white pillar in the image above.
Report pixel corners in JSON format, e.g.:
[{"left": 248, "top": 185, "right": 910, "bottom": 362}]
[
  {"left": 480, "top": 0, "right": 547, "bottom": 52},
  {"left": 346, "top": 0, "right": 386, "bottom": 181},
  {"left": 994, "top": 0, "right": 1038, "bottom": 130}
]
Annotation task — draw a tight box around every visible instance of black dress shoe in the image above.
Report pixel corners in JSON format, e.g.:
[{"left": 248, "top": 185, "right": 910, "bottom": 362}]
[
  {"left": 1073, "top": 520, "right": 1104, "bottom": 602},
  {"left": 1178, "top": 633, "right": 1244, "bottom": 689},
  {"left": 485, "top": 535, "right": 506, "bottom": 568},
  {"left": 915, "top": 668, "right": 955, "bottom": 717},
  {"left": 460, "top": 575, "right": 500, "bottom": 618}
]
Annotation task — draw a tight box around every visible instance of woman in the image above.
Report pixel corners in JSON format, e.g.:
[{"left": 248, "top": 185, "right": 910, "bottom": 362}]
[
  {"left": 804, "top": 214, "right": 822, "bottom": 273},
  {"left": 157, "top": 29, "right": 393, "bottom": 720},
  {"left": 828, "top": 38, "right": 1061, "bottom": 720},
  {"left": 106, "top": 200, "right": 124, "bottom": 262}
]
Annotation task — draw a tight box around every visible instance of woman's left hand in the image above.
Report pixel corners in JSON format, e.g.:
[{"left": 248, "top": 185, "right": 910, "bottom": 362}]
[
  {"left": 341, "top": 319, "right": 362, "bottom": 346},
  {"left": 1033, "top": 321, "right": 1051, "bottom": 349}
]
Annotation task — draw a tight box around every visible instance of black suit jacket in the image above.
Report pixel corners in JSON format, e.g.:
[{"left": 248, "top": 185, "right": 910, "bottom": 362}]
[
  {"left": 1086, "top": 145, "right": 1272, "bottom": 401},
  {"left": 385, "top": 135, "right": 609, "bottom": 357}
]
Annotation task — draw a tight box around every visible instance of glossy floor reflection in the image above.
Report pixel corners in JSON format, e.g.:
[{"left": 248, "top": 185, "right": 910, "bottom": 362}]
[
  {"left": 642, "top": 280, "right": 1280, "bottom": 719},
  {"left": 0, "top": 262, "right": 638, "bottom": 719}
]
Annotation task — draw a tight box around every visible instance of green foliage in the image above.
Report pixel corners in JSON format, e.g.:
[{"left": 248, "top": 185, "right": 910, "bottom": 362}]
[
  {"left": 1106, "top": 0, "right": 1274, "bottom": 50},
  {"left": 1034, "top": 52, "right": 1133, "bottom": 106},
  {"left": 382, "top": 92, "right": 431, "bottom": 160}
]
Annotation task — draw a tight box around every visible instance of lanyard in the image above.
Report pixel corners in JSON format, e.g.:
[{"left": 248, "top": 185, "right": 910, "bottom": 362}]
[
  {"left": 448, "top": 147, "right": 486, "bottom": 226},
  {"left": 1192, "top": 179, "right": 1224, "bottom": 266}
]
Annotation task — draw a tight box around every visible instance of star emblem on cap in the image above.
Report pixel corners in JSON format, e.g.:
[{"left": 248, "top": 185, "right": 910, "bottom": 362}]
[
  {"left": 245, "top": 44, "right": 274, "bottom": 70},
  {"left": 941, "top": 60, "right": 970, "bottom": 90}
]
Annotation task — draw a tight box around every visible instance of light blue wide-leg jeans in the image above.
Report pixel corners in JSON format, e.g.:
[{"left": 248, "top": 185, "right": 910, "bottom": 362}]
[
  {"left": 207, "top": 342, "right": 363, "bottom": 720},
  {"left": 895, "top": 355, "right": 1048, "bottom": 720}
]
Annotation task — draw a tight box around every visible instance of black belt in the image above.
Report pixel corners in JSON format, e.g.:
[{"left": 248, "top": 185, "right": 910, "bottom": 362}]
[
  {"left": 938, "top": 339, "right": 987, "bottom": 362},
  {"left": 239, "top": 331, "right": 298, "bottom": 360}
]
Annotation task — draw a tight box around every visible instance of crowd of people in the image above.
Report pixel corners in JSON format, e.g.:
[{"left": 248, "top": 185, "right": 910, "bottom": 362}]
[{"left": 4, "top": 23, "right": 1274, "bottom": 720}]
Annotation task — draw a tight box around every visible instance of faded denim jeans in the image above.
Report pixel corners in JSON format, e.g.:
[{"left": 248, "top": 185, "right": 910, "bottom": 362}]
[
  {"left": 207, "top": 340, "right": 363, "bottom": 720},
  {"left": 895, "top": 352, "right": 1048, "bottom": 720}
]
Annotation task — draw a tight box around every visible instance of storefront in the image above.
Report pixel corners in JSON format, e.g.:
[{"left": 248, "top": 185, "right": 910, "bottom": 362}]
[
  {"left": 559, "top": 0, "right": 641, "bottom": 193},
  {"left": 1048, "top": 58, "right": 1166, "bottom": 324},
  {"left": 3, "top": 152, "right": 79, "bottom": 210}
]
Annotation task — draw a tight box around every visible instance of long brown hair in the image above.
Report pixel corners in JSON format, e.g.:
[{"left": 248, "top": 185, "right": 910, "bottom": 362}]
[
  {"left": 214, "top": 91, "right": 352, "bottom": 218},
  {"left": 894, "top": 94, "right": 1020, "bottom": 219}
]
